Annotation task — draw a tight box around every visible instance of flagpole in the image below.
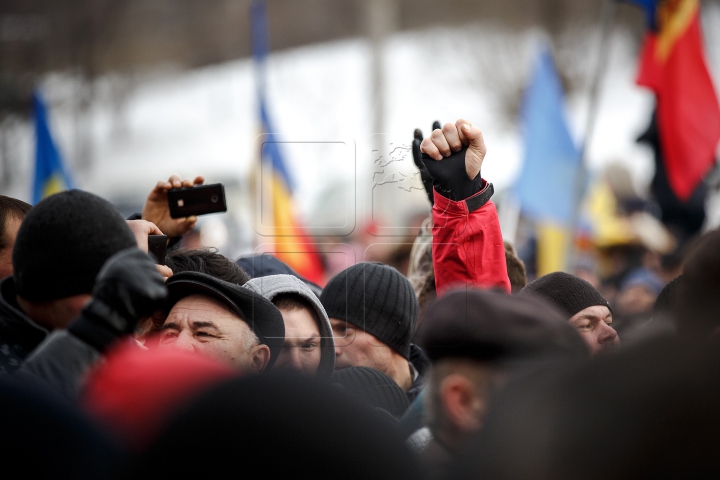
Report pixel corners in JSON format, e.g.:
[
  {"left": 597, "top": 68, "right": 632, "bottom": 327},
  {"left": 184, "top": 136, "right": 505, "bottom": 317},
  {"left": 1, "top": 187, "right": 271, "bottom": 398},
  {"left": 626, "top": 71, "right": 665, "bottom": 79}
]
[
  {"left": 566, "top": 0, "right": 618, "bottom": 270},
  {"left": 251, "top": 0, "right": 269, "bottom": 255},
  {"left": 581, "top": 0, "right": 619, "bottom": 163}
]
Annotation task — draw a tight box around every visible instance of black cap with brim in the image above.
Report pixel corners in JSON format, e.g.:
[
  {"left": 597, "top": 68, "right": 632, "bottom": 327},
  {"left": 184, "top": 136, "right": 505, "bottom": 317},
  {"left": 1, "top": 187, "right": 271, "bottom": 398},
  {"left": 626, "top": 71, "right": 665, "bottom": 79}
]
[
  {"left": 165, "top": 271, "right": 285, "bottom": 369},
  {"left": 417, "top": 288, "right": 589, "bottom": 364}
]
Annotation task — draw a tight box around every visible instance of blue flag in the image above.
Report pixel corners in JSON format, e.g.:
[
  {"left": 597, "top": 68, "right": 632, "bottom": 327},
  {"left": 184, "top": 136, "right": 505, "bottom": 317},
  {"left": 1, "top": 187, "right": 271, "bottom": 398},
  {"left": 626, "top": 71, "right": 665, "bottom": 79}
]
[
  {"left": 249, "top": 0, "right": 325, "bottom": 282},
  {"left": 32, "top": 91, "right": 74, "bottom": 204},
  {"left": 513, "top": 47, "right": 581, "bottom": 225},
  {"left": 250, "top": 0, "right": 294, "bottom": 192}
]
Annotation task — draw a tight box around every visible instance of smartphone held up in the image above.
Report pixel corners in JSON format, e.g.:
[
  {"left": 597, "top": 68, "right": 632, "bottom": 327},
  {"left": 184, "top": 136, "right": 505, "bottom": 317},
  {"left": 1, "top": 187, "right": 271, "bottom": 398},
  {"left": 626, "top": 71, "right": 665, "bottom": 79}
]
[{"left": 167, "top": 183, "right": 227, "bottom": 219}]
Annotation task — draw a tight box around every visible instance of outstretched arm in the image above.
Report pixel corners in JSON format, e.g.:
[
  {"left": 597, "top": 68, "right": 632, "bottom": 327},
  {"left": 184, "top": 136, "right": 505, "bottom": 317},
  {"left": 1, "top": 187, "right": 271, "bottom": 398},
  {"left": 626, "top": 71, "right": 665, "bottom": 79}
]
[{"left": 420, "top": 120, "right": 510, "bottom": 294}]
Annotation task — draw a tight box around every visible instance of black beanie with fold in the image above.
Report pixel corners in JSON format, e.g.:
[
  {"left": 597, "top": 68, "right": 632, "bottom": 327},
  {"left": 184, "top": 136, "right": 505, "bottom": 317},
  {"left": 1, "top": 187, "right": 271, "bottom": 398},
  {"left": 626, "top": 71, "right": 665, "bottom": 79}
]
[
  {"left": 520, "top": 271, "right": 612, "bottom": 319},
  {"left": 331, "top": 366, "right": 410, "bottom": 418},
  {"left": 320, "top": 262, "right": 418, "bottom": 359},
  {"left": 13, "top": 190, "right": 137, "bottom": 302}
]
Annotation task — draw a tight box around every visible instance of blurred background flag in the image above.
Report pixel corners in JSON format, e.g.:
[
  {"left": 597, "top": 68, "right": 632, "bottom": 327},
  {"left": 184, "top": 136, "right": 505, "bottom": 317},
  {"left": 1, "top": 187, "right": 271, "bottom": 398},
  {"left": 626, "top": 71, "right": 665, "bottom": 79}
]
[
  {"left": 32, "top": 91, "right": 74, "bottom": 204},
  {"left": 628, "top": 0, "right": 720, "bottom": 201},
  {"left": 250, "top": 0, "right": 325, "bottom": 285},
  {"left": 513, "top": 46, "right": 582, "bottom": 275},
  {"left": 623, "top": 0, "right": 659, "bottom": 29}
]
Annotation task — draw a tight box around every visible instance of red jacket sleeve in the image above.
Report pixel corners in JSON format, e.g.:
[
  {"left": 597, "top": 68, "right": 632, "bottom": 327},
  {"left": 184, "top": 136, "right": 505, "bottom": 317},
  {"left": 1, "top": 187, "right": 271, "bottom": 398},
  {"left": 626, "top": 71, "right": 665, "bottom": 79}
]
[{"left": 431, "top": 181, "right": 511, "bottom": 295}]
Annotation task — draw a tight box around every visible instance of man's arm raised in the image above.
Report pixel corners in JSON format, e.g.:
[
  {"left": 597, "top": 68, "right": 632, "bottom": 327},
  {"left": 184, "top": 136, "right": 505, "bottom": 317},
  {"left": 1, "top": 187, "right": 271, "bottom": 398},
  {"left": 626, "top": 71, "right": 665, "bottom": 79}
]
[{"left": 420, "top": 120, "right": 510, "bottom": 294}]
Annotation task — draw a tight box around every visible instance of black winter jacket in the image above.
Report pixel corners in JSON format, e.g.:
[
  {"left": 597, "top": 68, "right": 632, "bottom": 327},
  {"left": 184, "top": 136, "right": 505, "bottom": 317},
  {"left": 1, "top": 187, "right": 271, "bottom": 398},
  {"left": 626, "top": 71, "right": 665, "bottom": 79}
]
[
  {"left": 407, "top": 343, "right": 431, "bottom": 403},
  {"left": 0, "top": 277, "right": 47, "bottom": 376}
]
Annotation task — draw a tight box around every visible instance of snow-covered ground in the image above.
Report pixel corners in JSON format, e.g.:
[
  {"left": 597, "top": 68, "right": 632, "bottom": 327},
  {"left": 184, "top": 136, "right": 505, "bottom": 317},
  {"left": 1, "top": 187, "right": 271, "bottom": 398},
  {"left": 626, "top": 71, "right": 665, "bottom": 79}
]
[{"left": 6, "top": 17, "right": 720, "bottom": 255}]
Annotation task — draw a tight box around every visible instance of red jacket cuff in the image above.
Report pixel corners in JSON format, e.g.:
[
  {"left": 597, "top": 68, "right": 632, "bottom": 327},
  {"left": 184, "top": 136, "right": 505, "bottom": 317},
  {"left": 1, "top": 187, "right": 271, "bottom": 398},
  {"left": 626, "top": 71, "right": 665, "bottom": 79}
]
[{"left": 432, "top": 179, "right": 490, "bottom": 215}]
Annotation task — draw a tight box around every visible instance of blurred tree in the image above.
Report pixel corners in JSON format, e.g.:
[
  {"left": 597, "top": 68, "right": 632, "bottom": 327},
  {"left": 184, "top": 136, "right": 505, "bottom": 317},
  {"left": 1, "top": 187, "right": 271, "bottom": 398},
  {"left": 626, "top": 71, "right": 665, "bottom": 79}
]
[{"left": 0, "top": 0, "right": 672, "bottom": 183}]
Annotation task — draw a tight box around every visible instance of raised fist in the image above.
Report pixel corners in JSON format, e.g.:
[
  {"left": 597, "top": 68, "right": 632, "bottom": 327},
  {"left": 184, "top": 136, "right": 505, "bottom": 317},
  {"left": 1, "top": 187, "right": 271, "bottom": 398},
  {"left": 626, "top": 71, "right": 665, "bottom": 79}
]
[
  {"left": 419, "top": 119, "right": 487, "bottom": 202},
  {"left": 420, "top": 119, "right": 486, "bottom": 180}
]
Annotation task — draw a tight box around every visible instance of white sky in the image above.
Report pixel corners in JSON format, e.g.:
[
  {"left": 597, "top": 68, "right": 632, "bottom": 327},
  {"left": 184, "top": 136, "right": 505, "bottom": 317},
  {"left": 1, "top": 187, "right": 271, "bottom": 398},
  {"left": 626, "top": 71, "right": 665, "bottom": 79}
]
[{"left": 6, "top": 15, "right": 720, "bottom": 252}]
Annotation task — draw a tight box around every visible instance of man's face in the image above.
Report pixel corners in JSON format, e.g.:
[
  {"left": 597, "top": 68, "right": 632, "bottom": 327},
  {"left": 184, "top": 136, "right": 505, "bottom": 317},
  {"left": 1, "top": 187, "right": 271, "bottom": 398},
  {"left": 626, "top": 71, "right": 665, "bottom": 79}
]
[
  {"left": 159, "top": 294, "right": 260, "bottom": 372},
  {"left": 568, "top": 305, "right": 619, "bottom": 355},
  {"left": 0, "top": 215, "right": 22, "bottom": 279},
  {"left": 329, "top": 318, "right": 394, "bottom": 376},
  {"left": 274, "top": 306, "right": 321, "bottom": 375}
]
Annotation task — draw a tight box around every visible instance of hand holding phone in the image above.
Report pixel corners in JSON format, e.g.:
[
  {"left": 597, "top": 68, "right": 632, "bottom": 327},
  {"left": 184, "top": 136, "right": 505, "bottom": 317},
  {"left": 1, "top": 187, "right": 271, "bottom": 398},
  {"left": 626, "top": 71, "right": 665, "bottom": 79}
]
[
  {"left": 148, "top": 234, "right": 168, "bottom": 265},
  {"left": 142, "top": 174, "right": 204, "bottom": 237}
]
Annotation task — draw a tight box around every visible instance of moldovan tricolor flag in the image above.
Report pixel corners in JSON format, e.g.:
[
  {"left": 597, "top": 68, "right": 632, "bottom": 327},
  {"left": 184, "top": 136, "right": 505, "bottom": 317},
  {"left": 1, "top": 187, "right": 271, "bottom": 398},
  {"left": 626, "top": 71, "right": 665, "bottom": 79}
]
[
  {"left": 628, "top": 0, "right": 720, "bottom": 201},
  {"left": 250, "top": 0, "right": 325, "bottom": 285}
]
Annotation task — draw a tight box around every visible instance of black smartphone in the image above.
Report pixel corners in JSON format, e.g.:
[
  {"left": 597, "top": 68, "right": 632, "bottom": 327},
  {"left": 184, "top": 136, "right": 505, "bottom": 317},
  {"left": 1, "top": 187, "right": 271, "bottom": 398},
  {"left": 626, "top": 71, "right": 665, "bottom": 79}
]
[
  {"left": 148, "top": 234, "right": 168, "bottom": 265},
  {"left": 167, "top": 183, "right": 227, "bottom": 219}
]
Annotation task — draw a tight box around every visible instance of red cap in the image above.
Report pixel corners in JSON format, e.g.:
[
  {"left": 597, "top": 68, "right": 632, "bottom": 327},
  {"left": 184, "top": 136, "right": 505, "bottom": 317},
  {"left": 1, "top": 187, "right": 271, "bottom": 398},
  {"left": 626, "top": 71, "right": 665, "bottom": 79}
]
[{"left": 82, "top": 342, "right": 235, "bottom": 450}]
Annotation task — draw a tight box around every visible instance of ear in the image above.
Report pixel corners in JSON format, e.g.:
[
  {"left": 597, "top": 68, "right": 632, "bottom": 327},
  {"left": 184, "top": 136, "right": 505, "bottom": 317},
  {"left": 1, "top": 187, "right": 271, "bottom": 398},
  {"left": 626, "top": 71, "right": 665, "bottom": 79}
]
[
  {"left": 250, "top": 344, "right": 271, "bottom": 373},
  {"left": 440, "top": 374, "right": 487, "bottom": 433}
]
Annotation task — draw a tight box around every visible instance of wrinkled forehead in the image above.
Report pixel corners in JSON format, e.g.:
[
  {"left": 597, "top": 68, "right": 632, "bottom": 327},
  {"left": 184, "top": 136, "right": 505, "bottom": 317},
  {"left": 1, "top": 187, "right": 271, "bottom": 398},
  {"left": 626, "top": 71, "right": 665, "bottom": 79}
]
[
  {"left": 570, "top": 304, "right": 612, "bottom": 321},
  {"left": 168, "top": 293, "right": 243, "bottom": 322}
]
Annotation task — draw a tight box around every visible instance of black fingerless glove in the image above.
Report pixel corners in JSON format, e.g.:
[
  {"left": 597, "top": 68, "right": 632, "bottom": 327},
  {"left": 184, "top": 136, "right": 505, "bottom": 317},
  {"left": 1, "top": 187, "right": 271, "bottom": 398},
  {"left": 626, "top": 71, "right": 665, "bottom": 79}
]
[
  {"left": 421, "top": 146, "right": 484, "bottom": 202},
  {"left": 68, "top": 248, "right": 168, "bottom": 352}
]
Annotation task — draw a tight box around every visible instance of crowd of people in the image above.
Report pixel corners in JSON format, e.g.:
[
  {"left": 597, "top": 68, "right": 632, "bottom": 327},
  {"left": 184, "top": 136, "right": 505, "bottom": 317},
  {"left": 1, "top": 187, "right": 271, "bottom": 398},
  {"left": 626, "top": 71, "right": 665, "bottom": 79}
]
[{"left": 1, "top": 119, "right": 719, "bottom": 479}]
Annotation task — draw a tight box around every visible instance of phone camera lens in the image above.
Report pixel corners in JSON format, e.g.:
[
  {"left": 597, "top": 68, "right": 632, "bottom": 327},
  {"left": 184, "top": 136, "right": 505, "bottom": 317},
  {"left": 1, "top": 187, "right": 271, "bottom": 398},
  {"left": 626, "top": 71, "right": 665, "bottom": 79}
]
[{"left": 211, "top": 195, "right": 219, "bottom": 203}]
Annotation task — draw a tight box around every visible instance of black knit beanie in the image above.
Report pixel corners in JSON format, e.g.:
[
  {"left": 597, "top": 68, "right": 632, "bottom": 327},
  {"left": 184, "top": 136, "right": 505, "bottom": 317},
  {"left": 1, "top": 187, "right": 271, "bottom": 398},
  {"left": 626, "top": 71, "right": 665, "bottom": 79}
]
[
  {"left": 520, "top": 271, "right": 612, "bottom": 318},
  {"left": 320, "top": 262, "right": 418, "bottom": 359},
  {"left": 13, "top": 190, "right": 137, "bottom": 302},
  {"left": 331, "top": 366, "right": 410, "bottom": 418}
]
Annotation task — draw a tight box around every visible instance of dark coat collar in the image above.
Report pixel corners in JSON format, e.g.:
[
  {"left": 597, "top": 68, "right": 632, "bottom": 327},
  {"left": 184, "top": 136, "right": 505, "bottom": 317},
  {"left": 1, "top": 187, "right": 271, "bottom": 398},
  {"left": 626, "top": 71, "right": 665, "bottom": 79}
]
[{"left": 0, "top": 277, "right": 47, "bottom": 352}]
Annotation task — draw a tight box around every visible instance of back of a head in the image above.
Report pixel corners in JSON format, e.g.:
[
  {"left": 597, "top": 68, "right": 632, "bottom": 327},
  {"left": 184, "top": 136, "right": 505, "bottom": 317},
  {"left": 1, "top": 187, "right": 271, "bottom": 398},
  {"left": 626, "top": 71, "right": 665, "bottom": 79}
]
[
  {"left": 0, "top": 195, "right": 31, "bottom": 251},
  {"left": 459, "top": 337, "right": 720, "bottom": 480},
  {"left": 674, "top": 230, "right": 720, "bottom": 336},
  {"left": 165, "top": 248, "right": 250, "bottom": 285},
  {"left": 0, "top": 195, "right": 31, "bottom": 278},
  {"left": 408, "top": 218, "right": 436, "bottom": 322},
  {"left": 83, "top": 343, "right": 235, "bottom": 451},
  {"left": 128, "top": 372, "right": 419, "bottom": 480},
  {"left": 12, "top": 190, "right": 136, "bottom": 302},
  {"left": 504, "top": 241, "right": 527, "bottom": 294},
  {"left": 331, "top": 366, "right": 410, "bottom": 418},
  {"left": 417, "top": 288, "right": 588, "bottom": 364},
  {"left": 236, "top": 253, "right": 322, "bottom": 296},
  {"left": 520, "top": 271, "right": 611, "bottom": 319},
  {"left": 654, "top": 274, "right": 683, "bottom": 318},
  {"left": 1, "top": 378, "right": 122, "bottom": 480}
]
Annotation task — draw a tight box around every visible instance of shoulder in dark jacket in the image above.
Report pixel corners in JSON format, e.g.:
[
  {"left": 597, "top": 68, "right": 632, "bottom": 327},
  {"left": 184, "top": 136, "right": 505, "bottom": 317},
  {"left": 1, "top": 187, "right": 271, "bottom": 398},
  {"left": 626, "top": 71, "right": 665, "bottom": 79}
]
[
  {"left": 407, "top": 343, "right": 431, "bottom": 403},
  {"left": 0, "top": 277, "right": 47, "bottom": 377}
]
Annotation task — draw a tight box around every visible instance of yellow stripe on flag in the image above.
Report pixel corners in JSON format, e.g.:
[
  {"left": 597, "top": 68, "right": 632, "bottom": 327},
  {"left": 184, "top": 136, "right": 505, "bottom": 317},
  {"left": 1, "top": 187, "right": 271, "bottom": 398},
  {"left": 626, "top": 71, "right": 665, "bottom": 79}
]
[
  {"left": 656, "top": 0, "right": 698, "bottom": 62},
  {"left": 269, "top": 174, "right": 315, "bottom": 275},
  {"left": 537, "top": 222, "right": 569, "bottom": 276},
  {"left": 42, "top": 173, "right": 68, "bottom": 200}
]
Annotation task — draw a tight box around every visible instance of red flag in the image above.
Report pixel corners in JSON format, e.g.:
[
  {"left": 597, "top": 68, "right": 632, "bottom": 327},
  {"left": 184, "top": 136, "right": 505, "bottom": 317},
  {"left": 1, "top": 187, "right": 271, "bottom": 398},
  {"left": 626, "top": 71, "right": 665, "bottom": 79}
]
[{"left": 636, "top": 0, "right": 720, "bottom": 201}]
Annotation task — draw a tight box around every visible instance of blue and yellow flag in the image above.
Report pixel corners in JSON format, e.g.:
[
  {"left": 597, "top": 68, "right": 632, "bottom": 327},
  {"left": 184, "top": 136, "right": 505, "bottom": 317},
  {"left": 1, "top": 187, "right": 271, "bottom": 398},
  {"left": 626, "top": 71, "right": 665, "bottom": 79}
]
[
  {"left": 32, "top": 91, "right": 74, "bottom": 204},
  {"left": 514, "top": 47, "right": 582, "bottom": 275},
  {"left": 250, "top": 0, "right": 325, "bottom": 285}
]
